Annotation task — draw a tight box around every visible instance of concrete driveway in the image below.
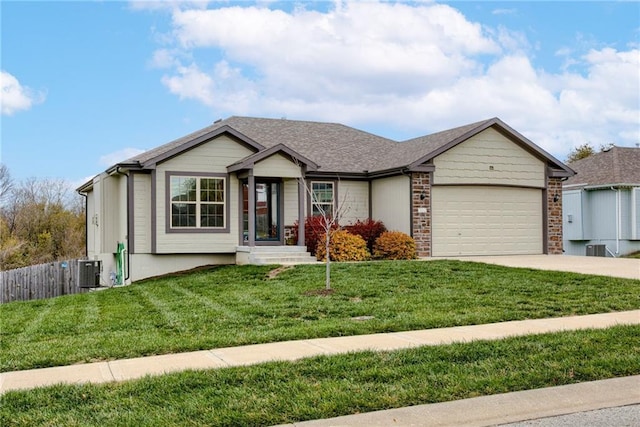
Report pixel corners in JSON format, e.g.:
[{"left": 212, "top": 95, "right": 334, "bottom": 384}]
[{"left": 438, "top": 255, "right": 640, "bottom": 280}]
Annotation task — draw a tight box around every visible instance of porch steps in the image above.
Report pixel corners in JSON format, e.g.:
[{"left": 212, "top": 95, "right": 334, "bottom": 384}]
[{"left": 236, "top": 246, "right": 318, "bottom": 265}]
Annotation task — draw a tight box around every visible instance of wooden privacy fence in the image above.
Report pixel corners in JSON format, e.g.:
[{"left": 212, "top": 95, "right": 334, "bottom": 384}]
[{"left": 1, "top": 260, "right": 87, "bottom": 303}]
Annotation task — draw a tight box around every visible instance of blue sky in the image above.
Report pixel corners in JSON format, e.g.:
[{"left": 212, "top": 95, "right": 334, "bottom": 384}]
[{"left": 2, "top": 1, "right": 639, "bottom": 187}]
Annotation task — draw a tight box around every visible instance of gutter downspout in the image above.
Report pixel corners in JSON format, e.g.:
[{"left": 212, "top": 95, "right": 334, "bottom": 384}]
[{"left": 611, "top": 187, "right": 620, "bottom": 256}]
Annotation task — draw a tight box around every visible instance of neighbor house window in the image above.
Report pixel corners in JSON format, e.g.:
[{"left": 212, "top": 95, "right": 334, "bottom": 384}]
[
  {"left": 170, "top": 176, "right": 225, "bottom": 228},
  {"left": 311, "top": 181, "right": 334, "bottom": 217}
]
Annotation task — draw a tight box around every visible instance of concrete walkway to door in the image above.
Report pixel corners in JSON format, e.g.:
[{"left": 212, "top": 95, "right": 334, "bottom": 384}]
[{"left": 437, "top": 255, "right": 640, "bottom": 280}]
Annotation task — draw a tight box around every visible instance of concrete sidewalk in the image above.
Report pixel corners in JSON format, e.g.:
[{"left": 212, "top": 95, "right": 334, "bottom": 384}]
[
  {"left": 1, "top": 310, "right": 638, "bottom": 394},
  {"left": 440, "top": 255, "right": 640, "bottom": 280},
  {"left": 276, "top": 376, "right": 640, "bottom": 427}
]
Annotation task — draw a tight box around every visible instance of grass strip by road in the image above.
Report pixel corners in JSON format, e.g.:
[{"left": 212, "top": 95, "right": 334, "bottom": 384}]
[
  {"left": 1, "top": 260, "right": 639, "bottom": 372},
  {"left": 2, "top": 325, "right": 639, "bottom": 427}
]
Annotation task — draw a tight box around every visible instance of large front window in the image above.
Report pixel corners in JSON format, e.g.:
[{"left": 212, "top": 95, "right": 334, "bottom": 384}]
[
  {"left": 311, "top": 181, "right": 334, "bottom": 217},
  {"left": 170, "top": 176, "right": 225, "bottom": 229}
]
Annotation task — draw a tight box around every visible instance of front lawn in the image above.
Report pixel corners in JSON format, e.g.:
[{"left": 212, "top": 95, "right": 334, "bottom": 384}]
[
  {"left": 2, "top": 325, "right": 638, "bottom": 426},
  {"left": 1, "top": 260, "right": 638, "bottom": 372}
]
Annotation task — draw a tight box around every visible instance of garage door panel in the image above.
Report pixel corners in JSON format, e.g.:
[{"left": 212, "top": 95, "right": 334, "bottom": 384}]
[{"left": 432, "top": 186, "right": 542, "bottom": 256}]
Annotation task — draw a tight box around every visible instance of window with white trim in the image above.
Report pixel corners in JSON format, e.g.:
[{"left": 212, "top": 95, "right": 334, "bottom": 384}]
[
  {"left": 170, "top": 176, "right": 225, "bottom": 228},
  {"left": 311, "top": 181, "right": 334, "bottom": 217}
]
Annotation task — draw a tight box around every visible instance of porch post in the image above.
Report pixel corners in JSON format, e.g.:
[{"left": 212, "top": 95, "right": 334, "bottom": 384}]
[
  {"left": 248, "top": 171, "right": 256, "bottom": 247},
  {"left": 297, "top": 178, "right": 305, "bottom": 246}
]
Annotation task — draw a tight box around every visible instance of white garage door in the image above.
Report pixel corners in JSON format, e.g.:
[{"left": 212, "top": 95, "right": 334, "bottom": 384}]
[{"left": 432, "top": 186, "right": 543, "bottom": 256}]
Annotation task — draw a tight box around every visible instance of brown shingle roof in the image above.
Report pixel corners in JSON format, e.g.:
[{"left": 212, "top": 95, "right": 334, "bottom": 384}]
[
  {"left": 563, "top": 147, "right": 640, "bottom": 188},
  {"left": 120, "top": 115, "right": 571, "bottom": 176},
  {"left": 129, "top": 117, "right": 395, "bottom": 174}
]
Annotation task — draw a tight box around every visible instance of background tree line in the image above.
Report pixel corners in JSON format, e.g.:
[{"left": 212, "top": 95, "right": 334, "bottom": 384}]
[
  {"left": 566, "top": 142, "right": 614, "bottom": 163},
  {"left": 0, "top": 164, "right": 85, "bottom": 271}
]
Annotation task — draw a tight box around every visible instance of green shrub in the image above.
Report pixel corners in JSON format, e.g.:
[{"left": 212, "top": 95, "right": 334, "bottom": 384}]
[
  {"left": 373, "top": 231, "right": 417, "bottom": 260},
  {"left": 316, "top": 230, "right": 370, "bottom": 262}
]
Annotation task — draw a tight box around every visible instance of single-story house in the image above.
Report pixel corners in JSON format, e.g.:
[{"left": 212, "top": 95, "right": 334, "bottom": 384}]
[
  {"left": 563, "top": 146, "right": 640, "bottom": 257},
  {"left": 77, "top": 116, "right": 574, "bottom": 284}
]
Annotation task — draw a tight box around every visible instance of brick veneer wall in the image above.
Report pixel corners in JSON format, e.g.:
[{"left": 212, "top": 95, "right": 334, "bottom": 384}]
[
  {"left": 411, "top": 172, "right": 431, "bottom": 257},
  {"left": 547, "top": 177, "right": 563, "bottom": 254}
]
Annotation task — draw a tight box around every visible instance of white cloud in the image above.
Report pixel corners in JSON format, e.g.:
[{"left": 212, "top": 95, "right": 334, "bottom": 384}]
[
  {"left": 99, "top": 148, "right": 146, "bottom": 167},
  {"left": 492, "top": 8, "right": 516, "bottom": 16},
  {"left": 160, "top": 2, "right": 499, "bottom": 111},
  {"left": 0, "top": 71, "right": 45, "bottom": 116},
  {"left": 149, "top": 48, "right": 180, "bottom": 68},
  {"left": 145, "top": 1, "right": 639, "bottom": 159}
]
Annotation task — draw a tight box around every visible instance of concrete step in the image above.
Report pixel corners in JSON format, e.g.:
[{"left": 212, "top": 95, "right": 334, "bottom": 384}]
[
  {"left": 236, "top": 246, "right": 318, "bottom": 265},
  {"left": 237, "top": 245, "right": 309, "bottom": 253},
  {"left": 249, "top": 254, "right": 318, "bottom": 265}
]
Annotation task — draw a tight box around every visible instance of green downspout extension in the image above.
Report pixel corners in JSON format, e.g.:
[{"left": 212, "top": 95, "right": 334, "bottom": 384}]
[{"left": 116, "top": 242, "right": 125, "bottom": 286}]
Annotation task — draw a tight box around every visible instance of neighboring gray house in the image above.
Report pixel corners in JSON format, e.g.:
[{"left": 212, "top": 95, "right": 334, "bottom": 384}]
[
  {"left": 563, "top": 147, "right": 640, "bottom": 257},
  {"left": 78, "top": 116, "right": 574, "bottom": 284}
]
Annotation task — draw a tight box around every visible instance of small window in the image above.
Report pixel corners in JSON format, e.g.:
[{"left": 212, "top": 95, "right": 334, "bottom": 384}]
[
  {"left": 311, "top": 181, "right": 334, "bottom": 217},
  {"left": 170, "top": 176, "right": 225, "bottom": 229}
]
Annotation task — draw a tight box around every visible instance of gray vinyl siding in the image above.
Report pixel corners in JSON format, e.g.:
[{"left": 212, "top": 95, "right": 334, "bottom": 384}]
[
  {"left": 563, "top": 190, "right": 585, "bottom": 240},
  {"left": 133, "top": 173, "right": 152, "bottom": 253},
  {"left": 155, "top": 135, "right": 254, "bottom": 253},
  {"left": 563, "top": 187, "right": 640, "bottom": 256},
  {"left": 585, "top": 190, "right": 617, "bottom": 239},
  {"left": 433, "top": 128, "right": 545, "bottom": 188},
  {"left": 620, "top": 189, "right": 632, "bottom": 239},
  {"left": 564, "top": 239, "right": 640, "bottom": 257},
  {"left": 371, "top": 175, "right": 410, "bottom": 234},
  {"left": 634, "top": 188, "right": 640, "bottom": 240}
]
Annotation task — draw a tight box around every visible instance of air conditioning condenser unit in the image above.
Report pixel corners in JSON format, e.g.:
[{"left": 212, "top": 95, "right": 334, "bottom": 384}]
[{"left": 78, "top": 260, "right": 101, "bottom": 288}]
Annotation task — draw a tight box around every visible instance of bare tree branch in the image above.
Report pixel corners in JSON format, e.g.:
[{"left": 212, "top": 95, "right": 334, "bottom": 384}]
[
  {"left": 0, "top": 163, "right": 14, "bottom": 206},
  {"left": 294, "top": 161, "right": 352, "bottom": 290}
]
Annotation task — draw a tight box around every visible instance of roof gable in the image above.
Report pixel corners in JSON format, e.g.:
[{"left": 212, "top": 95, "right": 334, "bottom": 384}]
[
  {"left": 131, "top": 125, "right": 264, "bottom": 168},
  {"left": 400, "top": 118, "right": 574, "bottom": 177},
  {"left": 93, "top": 115, "right": 574, "bottom": 182},
  {"left": 227, "top": 143, "right": 318, "bottom": 172}
]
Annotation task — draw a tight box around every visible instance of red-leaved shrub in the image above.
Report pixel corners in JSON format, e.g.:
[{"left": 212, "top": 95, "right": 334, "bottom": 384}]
[
  {"left": 344, "top": 218, "right": 387, "bottom": 252},
  {"left": 292, "top": 216, "right": 339, "bottom": 256}
]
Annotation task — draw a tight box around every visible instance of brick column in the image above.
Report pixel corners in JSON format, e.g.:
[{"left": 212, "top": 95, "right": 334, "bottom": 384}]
[
  {"left": 411, "top": 172, "right": 431, "bottom": 257},
  {"left": 547, "top": 177, "right": 563, "bottom": 254}
]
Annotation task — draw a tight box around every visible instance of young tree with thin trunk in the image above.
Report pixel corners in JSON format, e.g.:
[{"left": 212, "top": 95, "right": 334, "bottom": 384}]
[{"left": 297, "top": 175, "right": 350, "bottom": 291}]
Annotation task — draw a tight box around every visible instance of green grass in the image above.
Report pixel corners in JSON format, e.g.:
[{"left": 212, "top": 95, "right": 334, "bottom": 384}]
[
  {"left": 2, "top": 325, "right": 638, "bottom": 427},
  {"left": 625, "top": 251, "right": 640, "bottom": 259},
  {"left": 1, "top": 260, "right": 638, "bottom": 372}
]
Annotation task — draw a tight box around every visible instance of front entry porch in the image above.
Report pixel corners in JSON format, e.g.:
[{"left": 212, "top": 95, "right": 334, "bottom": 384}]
[
  {"left": 237, "top": 175, "right": 316, "bottom": 265},
  {"left": 240, "top": 175, "right": 306, "bottom": 247},
  {"left": 228, "top": 144, "right": 319, "bottom": 264},
  {"left": 241, "top": 179, "right": 289, "bottom": 245},
  {"left": 235, "top": 245, "right": 317, "bottom": 265}
]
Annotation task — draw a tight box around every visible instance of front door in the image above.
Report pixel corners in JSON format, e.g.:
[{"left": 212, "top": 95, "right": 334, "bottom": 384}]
[{"left": 243, "top": 180, "right": 281, "bottom": 243}]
